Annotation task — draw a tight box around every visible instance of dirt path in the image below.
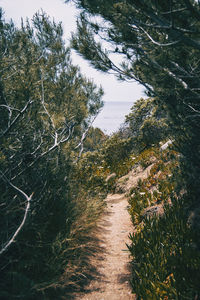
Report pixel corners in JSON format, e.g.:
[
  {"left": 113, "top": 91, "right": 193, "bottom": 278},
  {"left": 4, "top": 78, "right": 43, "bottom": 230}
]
[{"left": 74, "top": 193, "right": 136, "bottom": 300}]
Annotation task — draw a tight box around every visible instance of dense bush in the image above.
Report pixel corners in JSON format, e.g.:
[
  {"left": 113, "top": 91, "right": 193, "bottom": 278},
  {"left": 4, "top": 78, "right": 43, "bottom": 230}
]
[
  {"left": 0, "top": 11, "right": 105, "bottom": 299},
  {"left": 127, "top": 147, "right": 200, "bottom": 299},
  {"left": 129, "top": 198, "right": 200, "bottom": 299},
  {"left": 101, "top": 134, "right": 133, "bottom": 176},
  {"left": 124, "top": 98, "right": 171, "bottom": 151}
]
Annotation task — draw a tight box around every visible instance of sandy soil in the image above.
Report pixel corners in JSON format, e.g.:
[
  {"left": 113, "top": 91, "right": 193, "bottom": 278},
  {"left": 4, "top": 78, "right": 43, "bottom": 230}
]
[{"left": 74, "top": 193, "right": 136, "bottom": 300}]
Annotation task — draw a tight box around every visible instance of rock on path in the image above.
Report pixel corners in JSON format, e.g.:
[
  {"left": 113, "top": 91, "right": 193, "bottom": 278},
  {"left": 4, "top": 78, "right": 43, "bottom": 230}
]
[{"left": 74, "top": 193, "right": 136, "bottom": 300}]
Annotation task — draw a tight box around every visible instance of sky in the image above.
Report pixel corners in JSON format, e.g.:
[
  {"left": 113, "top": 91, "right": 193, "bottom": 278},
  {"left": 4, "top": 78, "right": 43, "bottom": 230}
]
[{"left": 0, "top": 0, "right": 145, "bottom": 104}]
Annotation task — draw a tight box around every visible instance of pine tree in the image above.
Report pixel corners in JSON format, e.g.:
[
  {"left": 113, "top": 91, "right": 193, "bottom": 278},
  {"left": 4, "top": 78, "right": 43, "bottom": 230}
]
[
  {"left": 0, "top": 10, "right": 103, "bottom": 299},
  {"left": 66, "top": 0, "right": 200, "bottom": 195}
]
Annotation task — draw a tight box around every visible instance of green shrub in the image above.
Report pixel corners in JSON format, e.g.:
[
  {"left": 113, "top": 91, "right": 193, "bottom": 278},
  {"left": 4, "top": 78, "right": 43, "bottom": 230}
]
[
  {"left": 128, "top": 197, "right": 200, "bottom": 299},
  {"left": 128, "top": 147, "right": 200, "bottom": 299}
]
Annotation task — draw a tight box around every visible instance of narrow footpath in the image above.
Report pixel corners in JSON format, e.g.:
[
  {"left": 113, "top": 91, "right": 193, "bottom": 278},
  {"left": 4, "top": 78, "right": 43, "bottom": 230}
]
[{"left": 75, "top": 193, "right": 136, "bottom": 300}]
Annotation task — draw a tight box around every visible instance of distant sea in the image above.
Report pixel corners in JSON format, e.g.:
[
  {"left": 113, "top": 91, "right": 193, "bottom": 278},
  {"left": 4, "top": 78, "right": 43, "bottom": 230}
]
[{"left": 93, "top": 101, "right": 133, "bottom": 135}]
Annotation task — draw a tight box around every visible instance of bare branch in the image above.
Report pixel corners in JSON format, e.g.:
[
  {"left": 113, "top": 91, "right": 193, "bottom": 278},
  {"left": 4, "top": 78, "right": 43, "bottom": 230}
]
[
  {"left": 164, "top": 68, "right": 188, "bottom": 89},
  {"left": 170, "top": 61, "right": 200, "bottom": 80},
  {"left": 142, "top": 53, "right": 200, "bottom": 97},
  {"left": 0, "top": 99, "right": 33, "bottom": 139},
  {"left": 0, "top": 172, "right": 33, "bottom": 256},
  {"left": 134, "top": 0, "right": 200, "bottom": 50},
  {"left": 139, "top": 27, "right": 180, "bottom": 46},
  {"left": 184, "top": 102, "right": 200, "bottom": 114},
  {"left": 60, "top": 125, "right": 75, "bottom": 143},
  {"left": 40, "top": 73, "right": 56, "bottom": 130},
  {"left": 161, "top": 8, "right": 187, "bottom": 15},
  {"left": 30, "top": 135, "right": 43, "bottom": 155},
  {"left": 11, "top": 123, "right": 75, "bottom": 180},
  {"left": 3, "top": 70, "right": 19, "bottom": 80},
  {"left": 75, "top": 114, "right": 98, "bottom": 159},
  {"left": 0, "top": 104, "right": 21, "bottom": 112}
]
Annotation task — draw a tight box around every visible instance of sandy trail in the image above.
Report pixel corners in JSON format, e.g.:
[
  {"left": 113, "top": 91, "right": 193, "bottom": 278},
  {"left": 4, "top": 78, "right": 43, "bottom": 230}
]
[{"left": 74, "top": 193, "right": 135, "bottom": 300}]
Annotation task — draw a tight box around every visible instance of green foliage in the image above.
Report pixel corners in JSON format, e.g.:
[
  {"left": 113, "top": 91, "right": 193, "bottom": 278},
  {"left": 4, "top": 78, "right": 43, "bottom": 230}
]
[
  {"left": 129, "top": 198, "right": 200, "bottom": 299},
  {"left": 83, "top": 127, "right": 108, "bottom": 152},
  {"left": 0, "top": 10, "right": 104, "bottom": 299},
  {"left": 2, "top": 1, "right": 199, "bottom": 298},
  {"left": 128, "top": 148, "right": 178, "bottom": 223},
  {"left": 124, "top": 98, "right": 171, "bottom": 150},
  {"left": 75, "top": 132, "right": 136, "bottom": 194},
  {"left": 128, "top": 147, "right": 200, "bottom": 299},
  {"left": 73, "top": 150, "right": 108, "bottom": 193},
  {"left": 101, "top": 134, "right": 133, "bottom": 176}
]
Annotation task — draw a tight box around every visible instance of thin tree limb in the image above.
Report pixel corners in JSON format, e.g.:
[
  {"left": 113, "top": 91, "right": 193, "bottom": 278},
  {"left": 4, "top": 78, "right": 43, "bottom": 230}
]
[
  {"left": 0, "top": 99, "right": 33, "bottom": 139},
  {"left": 11, "top": 123, "right": 74, "bottom": 180},
  {"left": 131, "top": 0, "right": 200, "bottom": 50},
  {"left": 75, "top": 114, "right": 98, "bottom": 159},
  {"left": 0, "top": 172, "right": 33, "bottom": 256},
  {"left": 0, "top": 104, "right": 21, "bottom": 112},
  {"left": 139, "top": 26, "right": 180, "bottom": 46},
  {"left": 40, "top": 74, "right": 56, "bottom": 130}
]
